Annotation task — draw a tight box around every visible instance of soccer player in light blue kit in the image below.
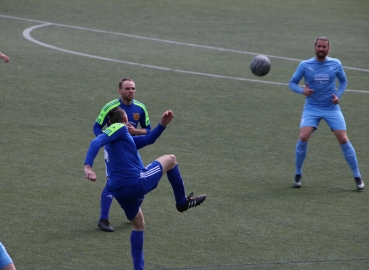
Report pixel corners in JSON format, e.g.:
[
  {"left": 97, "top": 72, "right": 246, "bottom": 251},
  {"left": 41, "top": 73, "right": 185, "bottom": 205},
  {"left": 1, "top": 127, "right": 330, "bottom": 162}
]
[
  {"left": 0, "top": 243, "right": 16, "bottom": 270},
  {"left": 93, "top": 78, "right": 151, "bottom": 232},
  {"left": 84, "top": 107, "right": 206, "bottom": 270},
  {"left": 289, "top": 36, "right": 364, "bottom": 190}
]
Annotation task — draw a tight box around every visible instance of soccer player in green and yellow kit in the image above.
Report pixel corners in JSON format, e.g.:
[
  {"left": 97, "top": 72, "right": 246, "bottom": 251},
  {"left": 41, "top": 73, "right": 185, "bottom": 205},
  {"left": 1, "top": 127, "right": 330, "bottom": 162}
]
[{"left": 93, "top": 78, "right": 151, "bottom": 232}]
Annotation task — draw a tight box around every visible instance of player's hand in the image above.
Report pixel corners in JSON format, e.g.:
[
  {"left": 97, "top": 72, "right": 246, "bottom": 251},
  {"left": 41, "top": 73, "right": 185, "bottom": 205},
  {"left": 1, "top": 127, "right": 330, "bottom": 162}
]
[
  {"left": 332, "top": 94, "right": 339, "bottom": 104},
  {"left": 126, "top": 123, "right": 144, "bottom": 135},
  {"left": 302, "top": 84, "right": 314, "bottom": 96},
  {"left": 126, "top": 123, "right": 148, "bottom": 135},
  {"left": 126, "top": 123, "right": 136, "bottom": 135},
  {"left": 0, "top": 53, "right": 9, "bottom": 63},
  {"left": 160, "top": 110, "right": 174, "bottom": 126},
  {"left": 84, "top": 165, "right": 97, "bottom": 181}
]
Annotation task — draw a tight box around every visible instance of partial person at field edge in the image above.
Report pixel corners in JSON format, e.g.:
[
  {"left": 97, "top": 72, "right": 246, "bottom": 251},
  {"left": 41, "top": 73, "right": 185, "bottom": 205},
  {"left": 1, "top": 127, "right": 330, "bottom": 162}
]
[
  {"left": 0, "top": 52, "right": 9, "bottom": 63},
  {"left": 0, "top": 243, "right": 16, "bottom": 270},
  {"left": 93, "top": 78, "right": 151, "bottom": 232},
  {"left": 289, "top": 36, "right": 364, "bottom": 190}
]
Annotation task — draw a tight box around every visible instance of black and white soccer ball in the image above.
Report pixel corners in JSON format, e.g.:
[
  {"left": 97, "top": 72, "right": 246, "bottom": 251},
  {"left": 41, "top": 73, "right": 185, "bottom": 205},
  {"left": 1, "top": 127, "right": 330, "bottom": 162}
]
[{"left": 250, "top": 55, "right": 271, "bottom": 77}]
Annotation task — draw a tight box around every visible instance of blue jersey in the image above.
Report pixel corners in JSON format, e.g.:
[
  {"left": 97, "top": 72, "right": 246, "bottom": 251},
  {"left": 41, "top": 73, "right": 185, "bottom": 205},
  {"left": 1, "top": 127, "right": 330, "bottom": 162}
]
[
  {"left": 93, "top": 99, "right": 151, "bottom": 136},
  {"left": 85, "top": 123, "right": 166, "bottom": 191},
  {"left": 289, "top": 57, "right": 348, "bottom": 108},
  {"left": 0, "top": 243, "right": 12, "bottom": 268}
]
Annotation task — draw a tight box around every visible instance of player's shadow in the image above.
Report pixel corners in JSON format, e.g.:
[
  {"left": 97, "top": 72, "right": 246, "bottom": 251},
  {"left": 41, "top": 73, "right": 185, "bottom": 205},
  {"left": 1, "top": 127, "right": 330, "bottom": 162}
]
[{"left": 107, "top": 221, "right": 132, "bottom": 232}]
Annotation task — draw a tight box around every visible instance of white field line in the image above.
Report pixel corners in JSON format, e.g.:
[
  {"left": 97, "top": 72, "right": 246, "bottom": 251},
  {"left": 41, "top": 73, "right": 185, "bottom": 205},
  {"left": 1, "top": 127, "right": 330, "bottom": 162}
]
[{"left": 1, "top": 14, "right": 368, "bottom": 93}]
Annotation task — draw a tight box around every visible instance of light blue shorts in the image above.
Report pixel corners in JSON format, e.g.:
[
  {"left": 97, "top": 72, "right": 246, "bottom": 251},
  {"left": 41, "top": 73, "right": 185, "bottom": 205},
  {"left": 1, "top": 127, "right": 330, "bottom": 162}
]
[
  {"left": 300, "top": 105, "right": 346, "bottom": 131},
  {"left": 112, "top": 161, "right": 163, "bottom": 221},
  {"left": 0, "top": 243, "right": 13, "bottom": 268}
]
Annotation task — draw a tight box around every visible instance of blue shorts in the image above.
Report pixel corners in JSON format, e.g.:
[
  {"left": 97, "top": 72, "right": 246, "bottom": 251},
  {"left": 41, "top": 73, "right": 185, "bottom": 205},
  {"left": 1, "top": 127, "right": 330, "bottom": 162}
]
[
  {"left": 300, "top": 105, "right": 346, "bottom": 131},
  {"left": 112, "top": 161, "right": 163, "bottom": 221},
  {"left": 0, "top": 243, "right": 13, "bottom": 268}
]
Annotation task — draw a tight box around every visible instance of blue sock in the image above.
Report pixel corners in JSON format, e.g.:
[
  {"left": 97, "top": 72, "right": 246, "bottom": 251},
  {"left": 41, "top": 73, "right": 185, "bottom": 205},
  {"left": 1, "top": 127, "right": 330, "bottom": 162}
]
[
  {"left": 100, "top": 187, "right": 113, "bottom": 220},
  {"left": 340, "top": 141, "right": 361, "bottom": 178},
  {"left": 167, "top": 165, "right": 187, "bottom": 206},
  {"left": 131, "top": 230, "right": 144, "bottom": 270},
  {"left": 295, "top": 139, "right": 308, "bottom": 175}
]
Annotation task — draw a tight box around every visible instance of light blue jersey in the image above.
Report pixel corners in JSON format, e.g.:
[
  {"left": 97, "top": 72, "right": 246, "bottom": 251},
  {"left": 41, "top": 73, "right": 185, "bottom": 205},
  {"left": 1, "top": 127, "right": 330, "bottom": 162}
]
[
  {"left": 290, "top": 42, "right": 363, "bottom": 186},
  {"left": 289, "top": 57, "right": 348, "bottom": 108},
  {"left": 0, "top": 243, "right": 13, "bottom": 268}
]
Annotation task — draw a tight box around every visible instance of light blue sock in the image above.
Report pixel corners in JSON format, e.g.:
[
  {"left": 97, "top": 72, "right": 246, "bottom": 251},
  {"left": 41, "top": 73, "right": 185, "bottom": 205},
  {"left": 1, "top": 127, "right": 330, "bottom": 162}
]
[
  {"left": 100, "top": 186, "right": 113, "bottom": 220},
  {"left": 167, "top": 165, "right": 187, "bottom": 206},
  {"left": 340, "top": 141, "right": 361, "bottom": 178},
  {"left": 131, "top": 230, "right": 144, "bottom": 270},
  {"left": 295, "top": 139, "right": 308, "bottom": 175}
]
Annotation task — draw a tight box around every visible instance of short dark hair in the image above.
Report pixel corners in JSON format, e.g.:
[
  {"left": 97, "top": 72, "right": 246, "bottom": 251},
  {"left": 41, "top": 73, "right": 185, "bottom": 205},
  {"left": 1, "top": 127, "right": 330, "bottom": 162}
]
[
  {"left": 315, "top": 36, "right": 330, "bottom": 47},
  {"left": 118, "top": 78, "right": 134, "bottom": 90},
  {"left": 108, "top": 107, "right": 126, "bottom": 124}
]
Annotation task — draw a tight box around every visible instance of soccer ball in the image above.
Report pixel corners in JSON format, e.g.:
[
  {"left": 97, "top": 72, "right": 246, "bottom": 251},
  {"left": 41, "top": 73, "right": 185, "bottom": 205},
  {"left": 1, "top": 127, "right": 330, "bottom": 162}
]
[{"left": 250, "top": 55, "right": 271, "bottom": 77}]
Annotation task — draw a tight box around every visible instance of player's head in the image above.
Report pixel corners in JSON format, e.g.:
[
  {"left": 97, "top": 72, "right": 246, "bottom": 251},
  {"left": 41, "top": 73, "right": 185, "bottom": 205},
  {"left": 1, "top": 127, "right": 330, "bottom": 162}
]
[
  {"left": 314, "top": 36, "right": 330, "bottom": 60},
  {"left": 118, "top": 78, "right": 136, "bottom": 104},
  {"left": 108, "top": 107, "right": 128, "bottom": 124}
]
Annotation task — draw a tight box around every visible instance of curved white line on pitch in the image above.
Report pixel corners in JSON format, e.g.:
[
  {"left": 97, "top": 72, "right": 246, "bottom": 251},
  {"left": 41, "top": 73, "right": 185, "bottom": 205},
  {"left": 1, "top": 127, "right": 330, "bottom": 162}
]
[
  {"left": 3, "top": 14, "right": 367, "bottom": 72},
  {"left": 3, "top": 13, "right": 368, "bottom": 73},
  {"left": 21, "top": 24, "right": 287, "bottom": 86},
  {"left": 22, "top": 23, "right": 368, "bottom": 93}
]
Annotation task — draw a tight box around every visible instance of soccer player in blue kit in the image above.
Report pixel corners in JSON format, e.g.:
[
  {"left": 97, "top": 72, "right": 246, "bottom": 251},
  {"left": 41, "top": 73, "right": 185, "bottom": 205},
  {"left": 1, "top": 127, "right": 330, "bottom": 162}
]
[
  {"left": 84, "top": 107, "right": 206, "bottom": 270},
  {"left": 289, "top": 36, "right": 364, "bottom": 190},
  {"left": 93, "top": 78, "right": 151, "bottom": 232},
  {"left": 0, "top": 243, "right": 16, "bottom": 270}
]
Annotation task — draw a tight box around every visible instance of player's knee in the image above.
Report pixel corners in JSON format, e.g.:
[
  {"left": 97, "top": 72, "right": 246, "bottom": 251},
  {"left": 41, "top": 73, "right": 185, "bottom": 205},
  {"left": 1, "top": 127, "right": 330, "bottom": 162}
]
[
  {"left": 338, "top": 137, "right": 349, "bottom": 144},
  {"left": 157, "top": 154, "right": 178, "bottom": 171},
  {"left": 299, "top": 133, "right": 311, "bottom": 142},
  {"left": 131, "top": 209, "right": 145, "bottom": 230},
  {"left": 334, "top": 131, "right": 349, "bottom": 144},
  {"left": 299, "top": 127, "right": 314, "bottom": 142},
  {"left": 299, "top": 137, "right": 308, "bottom": 142},
  {"left": 167, "top": 154, "right": 177, "bottom": 167}
]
